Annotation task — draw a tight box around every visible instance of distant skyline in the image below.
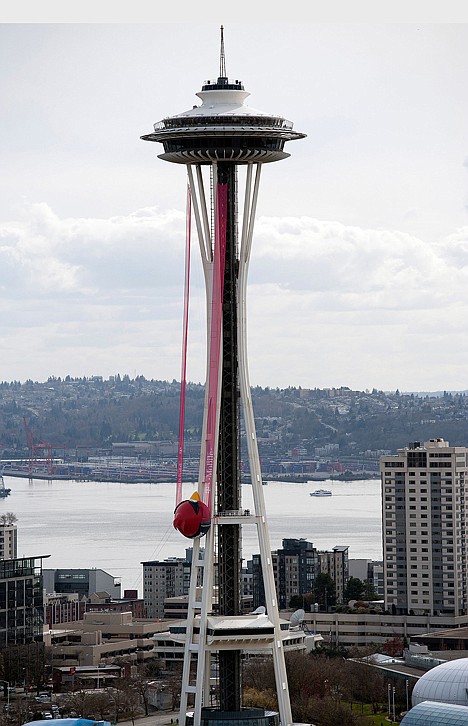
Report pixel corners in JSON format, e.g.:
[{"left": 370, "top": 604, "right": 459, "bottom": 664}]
[{"left": 1, "top": 22, "right": 468, "bottom": 391}]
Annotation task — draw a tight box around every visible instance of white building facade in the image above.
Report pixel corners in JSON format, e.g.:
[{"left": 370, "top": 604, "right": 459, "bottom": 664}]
[
  {"left": 0, "top": 521, "right": 17, "bottom": 560},
  {"left": 381, "top": 438, "right": 468, "bottom": 617}
]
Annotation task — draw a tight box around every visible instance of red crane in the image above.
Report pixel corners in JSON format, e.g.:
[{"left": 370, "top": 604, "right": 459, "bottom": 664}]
[{"left": 23, "top": 417, "right": 57, "bottom": 477}]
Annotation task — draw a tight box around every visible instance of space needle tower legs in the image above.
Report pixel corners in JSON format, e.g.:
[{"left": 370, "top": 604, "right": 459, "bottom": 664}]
[{"left": 142, "top": 26, "right": 305, "bottom": 726}]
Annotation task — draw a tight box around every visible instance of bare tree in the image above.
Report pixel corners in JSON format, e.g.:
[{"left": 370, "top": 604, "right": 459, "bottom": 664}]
[
  {"left": 243, "top": 687, "right": 277, "bottom": 711},
  {"left": 60, "top": 689, "right": 95, "bottom": 718},
  {"left": 0, "top": 643, "right": 46, "bottom": 691},
  {"left": 162, "top": 669, "right": 183, "bottom": 712},
  {"left": 309, "top": 697, "right": 369, "bottom": 726},
  {"left": 0, "top": 514, "right": 17, "bottom": 527},
  {"left": 243, "top": 657, "right": 275, "bottom": 694},
  {"left": 113, "top": 679, "right": 143, "bottom": 725},
  {"left": 0, "top": 695, "right": 33, "bottom": 726},
  {"left": 124, "top": 668, "right": 152, "bottom": 716}
]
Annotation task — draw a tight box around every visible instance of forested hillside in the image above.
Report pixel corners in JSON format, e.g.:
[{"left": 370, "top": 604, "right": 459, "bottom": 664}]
[{"left": 1, "top": 375, "right": 468, "bottom": 458}]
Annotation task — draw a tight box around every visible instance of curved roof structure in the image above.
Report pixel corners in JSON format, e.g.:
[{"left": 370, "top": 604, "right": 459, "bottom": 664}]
[
  {"left": 401, "top": 700, "right": 468, "bottom": 725},
  {"left": 412, "top": 658, "right": 468, "bottom": 707}
]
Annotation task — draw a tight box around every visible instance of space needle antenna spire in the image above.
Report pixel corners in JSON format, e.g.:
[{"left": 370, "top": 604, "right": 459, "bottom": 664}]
[{"left": 219, "top": 24, "right": 227, "bottom": 78}]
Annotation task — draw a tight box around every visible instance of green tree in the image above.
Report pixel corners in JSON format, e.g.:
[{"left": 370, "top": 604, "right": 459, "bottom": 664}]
[
  {"left": 313, "top": 573, "right": 336, "bottom": 609},
  {"left": 288, "top": 592, "right": 314, "bottom": 610},
  {"left": 363, "top": 578, "right": 379, "bottom": 601},
  {"left": 344, "top": 577, "right": 366, "bottom": 602}
]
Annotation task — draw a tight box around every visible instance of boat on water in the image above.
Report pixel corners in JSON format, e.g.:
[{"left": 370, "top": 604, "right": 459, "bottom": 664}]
[
  {"left": 0, "top": 472, "right": 11, "bottom": 498},
  {"left": 310, "top": 489, "right": 332, "bottom": 497}
]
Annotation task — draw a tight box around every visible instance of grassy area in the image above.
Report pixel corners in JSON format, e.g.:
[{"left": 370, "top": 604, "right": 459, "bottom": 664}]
[{"left": 348, "top": 703, "right": 399, "bottom": 724}]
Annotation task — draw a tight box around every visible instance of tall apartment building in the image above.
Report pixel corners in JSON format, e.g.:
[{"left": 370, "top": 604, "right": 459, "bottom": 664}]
[
  {"left": 0, "top": 556, "right": 47, "bottom": 646},
  {"left": 252, "top": 539, "right": 351, "bottom": 610},
  {"left": 142, "top": 558, "right": 189, "bottom": 618},
  {"left": 0, "top": 518, "right": 17, "bottom": 560},
  {"left": 142, "top": 548, "right": 207, "bottom": 619},
  {"left": 252, "top": 539, "right": 316, "bottom": 609},
  {"left": 318, "top": 545, "right": 349, "bottom": 604},
  {"left": 0, "top": 515, "right": 47, "bottom": 646},
  {"left": 381, "top": 438, "right": 468, "bottom": 617}
]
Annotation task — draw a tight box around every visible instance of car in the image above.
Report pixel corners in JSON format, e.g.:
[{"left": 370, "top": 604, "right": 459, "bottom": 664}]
[{"left": 43, "top": 712, "right": 53, "bottom": 719}]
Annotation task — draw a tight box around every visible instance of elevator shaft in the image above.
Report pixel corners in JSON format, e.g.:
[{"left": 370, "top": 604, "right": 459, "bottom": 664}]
[{"left": 216, "top": 163, "right": 242, "bottom": 711}]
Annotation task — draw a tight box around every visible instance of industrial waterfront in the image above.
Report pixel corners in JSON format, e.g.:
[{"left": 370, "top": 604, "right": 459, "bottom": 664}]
[{"left": 2, "top": 474, "right": 382, "bottom": 595}]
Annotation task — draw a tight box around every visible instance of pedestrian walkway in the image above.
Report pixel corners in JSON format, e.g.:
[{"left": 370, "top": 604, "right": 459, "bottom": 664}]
[{"left": 117, "top": 711, "right": 179, "bottom": 726}]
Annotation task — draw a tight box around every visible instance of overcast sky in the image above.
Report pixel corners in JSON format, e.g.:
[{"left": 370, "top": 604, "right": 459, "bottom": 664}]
[{"left": 1, "top": 20, "right": 468, "bottom": 392}]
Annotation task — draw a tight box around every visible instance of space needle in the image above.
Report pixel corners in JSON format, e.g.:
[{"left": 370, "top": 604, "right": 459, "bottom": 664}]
[{"left": 142, "top": 27, "right": 306, "bottom": 726}]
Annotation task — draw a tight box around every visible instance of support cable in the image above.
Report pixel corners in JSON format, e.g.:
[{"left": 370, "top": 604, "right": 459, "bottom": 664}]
[{"left": 176, "top": 182, "right": 192, "bottom": 506}]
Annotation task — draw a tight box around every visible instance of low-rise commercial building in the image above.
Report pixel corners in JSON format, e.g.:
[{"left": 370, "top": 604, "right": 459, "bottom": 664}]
[
  {"left": 44, "top": 610, "right": 175, "bottom": 667},
  {"left": 43, "top": 568, "right": 121, "bottom": 600},
  {"left": 44, "top": 590, "right": 145, "bottom": 625},
  {"left": 297, "top": 610, "right": 468, "bottom": 649}
]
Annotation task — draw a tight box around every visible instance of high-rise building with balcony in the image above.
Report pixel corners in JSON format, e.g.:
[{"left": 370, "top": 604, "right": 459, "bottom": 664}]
[
  {"left": 0, "top": 514, "right": 47, "bottom": 647},
  {"left": 381, "top": 438, "right": 468, "bottom": 616},
  {"left": 0, "top": 556, "right": 47, "bottom": 646}
]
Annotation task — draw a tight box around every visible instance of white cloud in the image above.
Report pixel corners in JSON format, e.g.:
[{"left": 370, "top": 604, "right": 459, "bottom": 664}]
[
  {"left": 0, "top": 202, "right": 187, "bottom": 298},
  {"left": 252, "top": 216, "right": 464, "bottom": 308},
  {"left": 2, "top": 203, "right": 468, "bottom": 390}
]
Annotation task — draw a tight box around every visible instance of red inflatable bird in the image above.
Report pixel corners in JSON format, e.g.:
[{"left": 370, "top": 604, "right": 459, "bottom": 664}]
[{"left": 173, "top": 491, "right": 211, "bottom": 539}]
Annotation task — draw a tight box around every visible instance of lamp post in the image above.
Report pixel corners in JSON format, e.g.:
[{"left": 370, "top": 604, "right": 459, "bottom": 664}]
[
  {"left": 392, "top": 686, "right": 396, "bottom": 723},
  {"left": 406, "top": 679, "right": 409, "bottom": 712},
  {"left": 387, "top": 683, "right": 391, "bottom": 717}
]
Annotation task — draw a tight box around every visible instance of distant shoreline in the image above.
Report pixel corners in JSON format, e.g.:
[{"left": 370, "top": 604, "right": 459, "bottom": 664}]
[
  {"left": 2, "top": 469, "right": 198, "bottom": 484},
  {"left": 265, "top": 472, "right": 380, "bottom": 483},
  {"left": 4, "top": 469, "right": 379, "bottom": 485}
]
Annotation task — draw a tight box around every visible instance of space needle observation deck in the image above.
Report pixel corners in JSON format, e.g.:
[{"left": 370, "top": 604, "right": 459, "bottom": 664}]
[{"left": 141, "top": 65, "right": 305, "bottom": 165}]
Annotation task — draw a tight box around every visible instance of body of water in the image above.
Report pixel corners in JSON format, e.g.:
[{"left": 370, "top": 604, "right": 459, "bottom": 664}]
[{"left": 2, "top": 475, "right": 382, "bottom": 596}]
